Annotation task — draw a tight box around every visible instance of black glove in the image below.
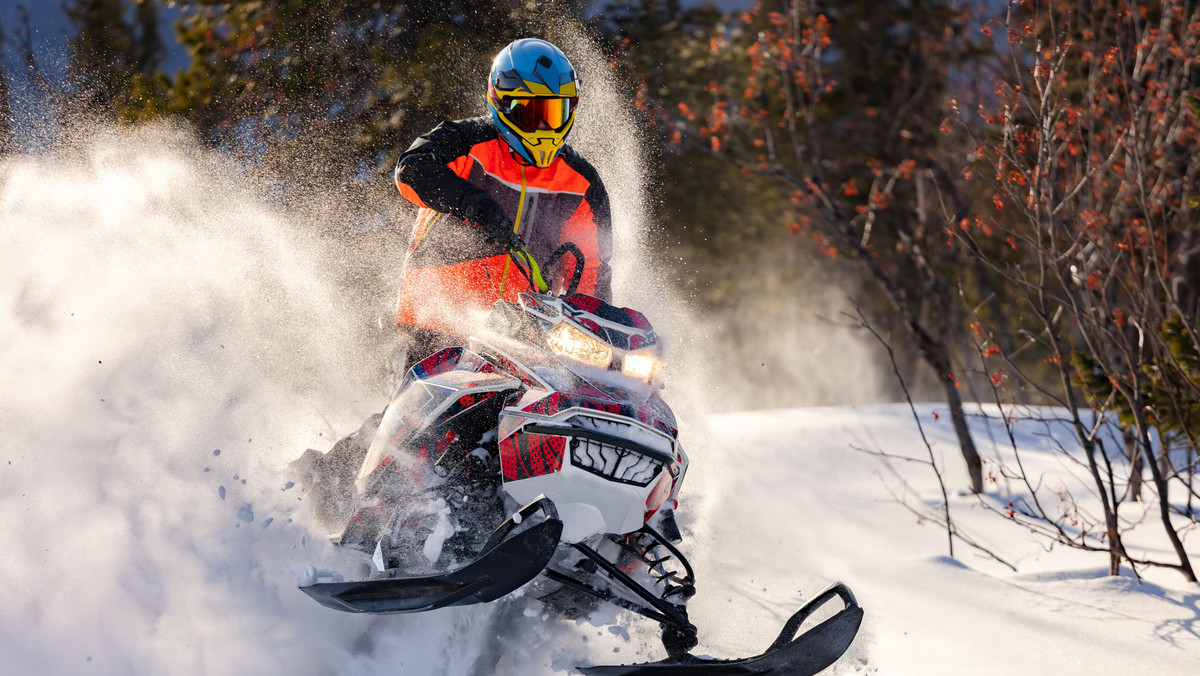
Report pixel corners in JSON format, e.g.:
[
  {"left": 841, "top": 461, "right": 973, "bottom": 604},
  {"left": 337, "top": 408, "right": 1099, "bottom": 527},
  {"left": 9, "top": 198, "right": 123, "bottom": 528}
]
[{"left": 458, "top": 191, "right": 519, "bottom": 248}]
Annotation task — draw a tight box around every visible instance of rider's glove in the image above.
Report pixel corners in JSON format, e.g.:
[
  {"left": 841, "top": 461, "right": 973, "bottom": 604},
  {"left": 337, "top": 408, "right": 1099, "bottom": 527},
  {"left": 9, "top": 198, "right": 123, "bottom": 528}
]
[{"left": 459, "top": 191, "right": 520, "bottom": 249}]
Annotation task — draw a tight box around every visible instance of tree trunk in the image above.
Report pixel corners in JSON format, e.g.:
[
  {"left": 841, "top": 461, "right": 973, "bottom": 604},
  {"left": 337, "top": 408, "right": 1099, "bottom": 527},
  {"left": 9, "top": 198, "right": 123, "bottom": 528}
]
[
  {"left": 1133, "top": 409, "right": 1197, "bottom": 582},
  {"left": 941, "top": 371, "right": 983, "bottom": 494},
  {"left": 924, "top": 342, "right": 983, "bottom": 494},
  {"left": 1123, "top": 426, "right": 1143, "bottom": 502}
]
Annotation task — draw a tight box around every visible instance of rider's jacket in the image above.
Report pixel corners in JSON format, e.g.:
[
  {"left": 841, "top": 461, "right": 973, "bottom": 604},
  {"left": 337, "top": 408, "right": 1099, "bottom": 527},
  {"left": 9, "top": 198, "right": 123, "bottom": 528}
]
[{"left": 393, "top": 117, "right": 612, "bottom": 336}]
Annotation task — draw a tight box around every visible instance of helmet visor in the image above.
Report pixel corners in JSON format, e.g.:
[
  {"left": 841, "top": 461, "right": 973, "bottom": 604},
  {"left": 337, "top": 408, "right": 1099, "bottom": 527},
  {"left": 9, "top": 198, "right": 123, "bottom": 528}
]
[{"left": 501, "top": 97, "right": 576, "bottom": 133}]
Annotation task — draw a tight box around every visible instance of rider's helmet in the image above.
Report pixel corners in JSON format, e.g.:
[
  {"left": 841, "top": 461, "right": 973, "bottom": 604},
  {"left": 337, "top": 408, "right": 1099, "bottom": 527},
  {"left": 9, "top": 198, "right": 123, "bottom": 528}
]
[{"left": 486, "top": 38, "right": 579, "bottom": 168}]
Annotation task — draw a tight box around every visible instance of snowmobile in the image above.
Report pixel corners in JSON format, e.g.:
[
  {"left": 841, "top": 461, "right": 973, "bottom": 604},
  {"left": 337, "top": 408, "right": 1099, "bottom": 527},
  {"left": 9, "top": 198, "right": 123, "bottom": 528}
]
[{"left": 293, "top": 244, "right": 863, "bottom": 674}]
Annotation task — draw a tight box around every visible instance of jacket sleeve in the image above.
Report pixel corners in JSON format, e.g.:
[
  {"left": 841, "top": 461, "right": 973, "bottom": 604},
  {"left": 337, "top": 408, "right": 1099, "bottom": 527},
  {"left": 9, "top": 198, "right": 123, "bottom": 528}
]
[
  {"left": 556, "top": 168, "right": 613, "bottom": 302},
  {"left": 586, "top": 176, "right": 613, "bottom": 301},
  {"left": 560, "top": 151, "right": 613, "bottom": 302},
  {"left": 394, "top": 119, "right": 494, "bottom": 217}
]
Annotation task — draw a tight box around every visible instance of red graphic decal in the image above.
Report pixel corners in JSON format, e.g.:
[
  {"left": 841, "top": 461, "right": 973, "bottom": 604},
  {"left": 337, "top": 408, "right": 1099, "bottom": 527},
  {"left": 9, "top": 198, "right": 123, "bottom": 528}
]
[
  {"left": 499, "top": 436, "right": 519, "bottom": 480},
  {"left": 416, "top": 347, "right": 463, "bottom": 378},
  {"left": 499, "top": 431, "right": 567, "bottom": 481},
  {"left": 624, "top": 308, "right": 652, "bottom": 330},
  {"left": 644, "top": 472, "right": 671, "bottom": 520},
  {"left": 564, "top": 294, "right": 602, "bottom": 313},
  {"left": 362, "top": 455, "right": 393, "bottom": 484},
  {"left": 437, "top": 429, "right": 457, "bottom": 455},
  {"left": 579, "top": 317, "right": 603, "bottom": 336}
]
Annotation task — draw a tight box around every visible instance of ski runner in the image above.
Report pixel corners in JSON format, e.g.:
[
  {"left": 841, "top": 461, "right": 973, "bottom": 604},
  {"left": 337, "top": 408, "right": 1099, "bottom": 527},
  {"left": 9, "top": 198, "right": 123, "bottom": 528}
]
[{"left": 392, "top": 37, "right": 613, "bottom": 373}]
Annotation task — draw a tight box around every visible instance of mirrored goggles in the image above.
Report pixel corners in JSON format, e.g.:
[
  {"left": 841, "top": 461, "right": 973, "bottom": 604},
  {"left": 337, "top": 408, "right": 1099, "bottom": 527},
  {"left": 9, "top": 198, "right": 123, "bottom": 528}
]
[{"left": 499, "top": 96, "right": 577, "bottom": 133}]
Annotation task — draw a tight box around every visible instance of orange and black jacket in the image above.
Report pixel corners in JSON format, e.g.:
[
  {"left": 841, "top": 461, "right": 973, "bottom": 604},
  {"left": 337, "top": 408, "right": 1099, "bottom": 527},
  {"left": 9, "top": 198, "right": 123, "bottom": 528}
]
[{"left": 393, "top": 117, "right": 612, "bottom": 336}]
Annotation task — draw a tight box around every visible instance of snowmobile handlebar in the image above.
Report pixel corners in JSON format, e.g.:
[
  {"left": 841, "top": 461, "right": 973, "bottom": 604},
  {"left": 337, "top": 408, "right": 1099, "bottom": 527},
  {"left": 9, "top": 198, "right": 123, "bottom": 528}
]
[
  {"left": 544, "top": 242, "right": 585, "bottom": 296},
  {"left": 509, "top": 241, "right": 585, "bottom": 297}
]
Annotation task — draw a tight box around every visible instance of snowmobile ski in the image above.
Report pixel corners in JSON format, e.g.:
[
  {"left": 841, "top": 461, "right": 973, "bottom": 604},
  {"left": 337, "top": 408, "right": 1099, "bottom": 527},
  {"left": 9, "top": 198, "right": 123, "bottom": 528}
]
[
  {"left": 301, "top": 497, "right": 562, "bottom": 614},
  {"left": 579, "top": 582, "right": 863, "bottom": 676}
]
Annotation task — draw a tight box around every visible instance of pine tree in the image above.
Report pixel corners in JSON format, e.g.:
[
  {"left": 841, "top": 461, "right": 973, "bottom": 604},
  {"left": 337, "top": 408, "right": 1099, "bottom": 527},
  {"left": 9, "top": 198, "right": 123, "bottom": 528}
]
[
  {"left": 131, "top": 0, "right": 164, "bottom": 76},
  {"left": 66, "top": 0, "right": 137, "bottom": 112},
  {"left": 147, "top": 1, "right": 583, "bottom": 178},
  {"left": 0, "top": 16, "right": 13, "bottom": 153}
]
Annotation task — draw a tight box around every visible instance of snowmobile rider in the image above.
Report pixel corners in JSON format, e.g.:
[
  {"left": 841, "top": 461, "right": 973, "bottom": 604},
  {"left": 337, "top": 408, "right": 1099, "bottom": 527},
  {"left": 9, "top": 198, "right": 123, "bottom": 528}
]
[{"left": 392, "top": 38, "right": 613, "bottom": 368}]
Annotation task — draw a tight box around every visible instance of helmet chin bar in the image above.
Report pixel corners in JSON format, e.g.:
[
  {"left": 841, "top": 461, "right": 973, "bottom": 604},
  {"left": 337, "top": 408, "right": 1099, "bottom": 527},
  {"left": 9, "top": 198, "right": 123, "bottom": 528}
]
[
  {"left": 520, "top": 123, "right": 572, "bottom": 167},
  {"left": 497, "top": 123, "right": 568, "bottom": 168}
]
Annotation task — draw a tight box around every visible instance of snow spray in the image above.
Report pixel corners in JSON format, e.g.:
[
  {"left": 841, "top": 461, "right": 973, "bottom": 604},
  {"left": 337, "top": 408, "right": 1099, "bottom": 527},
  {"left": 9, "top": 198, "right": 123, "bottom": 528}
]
[
  {"left": 0, "top": 33, "right": 675, "bottom": 676},
  {"left": 0, "top": 122, "right": 426, "bottom": 673}
]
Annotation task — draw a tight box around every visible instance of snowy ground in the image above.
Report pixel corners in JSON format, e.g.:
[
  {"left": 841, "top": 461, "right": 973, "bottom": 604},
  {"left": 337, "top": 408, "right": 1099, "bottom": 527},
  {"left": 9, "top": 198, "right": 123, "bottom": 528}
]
[
  {"left": 3, "top": 130, "right": 1198, "bottom": 675},
  {"left": 687, "top": 407, "right": 1200, "bottom": 675}
]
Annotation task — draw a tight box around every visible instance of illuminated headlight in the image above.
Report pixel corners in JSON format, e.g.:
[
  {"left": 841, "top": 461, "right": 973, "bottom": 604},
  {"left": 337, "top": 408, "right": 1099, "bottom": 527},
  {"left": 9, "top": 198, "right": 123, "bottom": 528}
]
[
  {"left": 547, "top": 322, "right": 613, "bottom": 368},
  {"left": 621, "top": 352, "right": 660, "bottom": 381}
]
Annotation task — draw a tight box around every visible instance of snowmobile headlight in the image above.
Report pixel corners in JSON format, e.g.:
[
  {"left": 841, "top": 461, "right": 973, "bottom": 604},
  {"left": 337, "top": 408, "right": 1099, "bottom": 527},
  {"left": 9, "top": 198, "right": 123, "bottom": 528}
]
[
  {"left": 547, "top": 322, "right": 613, "bottom": 368},
  {"left": 621, "top": 352, "right": 659, "bottom": 382}
]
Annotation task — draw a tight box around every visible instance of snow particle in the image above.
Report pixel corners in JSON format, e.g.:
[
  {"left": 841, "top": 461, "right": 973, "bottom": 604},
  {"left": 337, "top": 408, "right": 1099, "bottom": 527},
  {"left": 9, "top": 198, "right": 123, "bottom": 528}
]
[
  {"left": 261, "top": 518, "right": 273, "bottom": 529},
  {"left": 218, "top": 486, "right": 225, "bottom": 500},
  {"left": 237, "top": 504, "right": 254, "bottom": 522},
  {"left": 282, "top": 481, "right": 295, "bottom": 491},
  {"left": 213, "top": 449, "right": 221, "bottom": 456}
]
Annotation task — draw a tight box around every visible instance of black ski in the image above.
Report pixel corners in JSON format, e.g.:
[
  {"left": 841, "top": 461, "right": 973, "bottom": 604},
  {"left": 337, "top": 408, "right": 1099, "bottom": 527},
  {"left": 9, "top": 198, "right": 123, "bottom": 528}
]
[
  {"left": 301, "top": 497, "right": 562, "bottom": 614},
  {"left": 579, "top": 583, "right": 863, "bottom": 676}
]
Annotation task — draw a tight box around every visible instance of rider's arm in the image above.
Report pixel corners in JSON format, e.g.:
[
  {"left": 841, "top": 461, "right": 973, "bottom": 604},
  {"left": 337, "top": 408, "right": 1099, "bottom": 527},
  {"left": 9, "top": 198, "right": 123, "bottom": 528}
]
[
  {"left": 586, "top": 176, "right": 613, "bottom": 301},
  {"left": 395, "top": 118, "right": 506, "bottom": 230},
  {"left": 558, "top": 150, "right": 613, "bottom": 301}
]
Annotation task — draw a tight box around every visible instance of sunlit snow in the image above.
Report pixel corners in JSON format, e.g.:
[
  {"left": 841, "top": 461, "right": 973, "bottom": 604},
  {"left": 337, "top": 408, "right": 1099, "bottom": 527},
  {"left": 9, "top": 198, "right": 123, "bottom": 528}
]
[{"left": 2, "top": 127, "right": 1197, "bottom": 676}]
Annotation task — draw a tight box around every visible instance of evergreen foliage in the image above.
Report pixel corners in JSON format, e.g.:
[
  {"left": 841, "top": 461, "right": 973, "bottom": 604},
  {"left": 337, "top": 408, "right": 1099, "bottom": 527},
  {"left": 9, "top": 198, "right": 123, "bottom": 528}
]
[
  {"left": 1074, "top": 313, "right": 1200, "bottom": 449},
  {"left": 0, "top": 17, "right": 11, "bottom": 152},
  {"left": 66, "top": 0, "right": 163, "bottom": 113},
  {"left": 115, "top": 1, "right": 585, "bottom": 180}
]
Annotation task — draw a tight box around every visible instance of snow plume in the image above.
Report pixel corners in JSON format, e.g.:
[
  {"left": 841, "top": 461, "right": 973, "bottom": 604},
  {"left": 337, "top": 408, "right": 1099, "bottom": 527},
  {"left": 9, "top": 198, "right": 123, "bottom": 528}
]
[
  {"left": 0, "top": 124, "right": 332, "bottom": 672},
  {"left": 0, "top": 24, "right": 859, "bottom": 675},
  {"left": 688, "top": 272, "right": 890, "bottom": 411},
  {"left": 549, "top": 22, "right": 721, "bottom": 422},
  {"left": 551, "top": 21, "right": 889, "bottom": 413},
  {"left": 0, "top": 125, "right": 546, "bottom": 675}
]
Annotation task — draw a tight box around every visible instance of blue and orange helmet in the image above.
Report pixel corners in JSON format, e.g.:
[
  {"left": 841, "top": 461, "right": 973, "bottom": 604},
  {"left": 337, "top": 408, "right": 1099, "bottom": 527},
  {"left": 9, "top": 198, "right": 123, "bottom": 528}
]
[{"left": 486, "top": 39, "right": 579, "bottom": 168}]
